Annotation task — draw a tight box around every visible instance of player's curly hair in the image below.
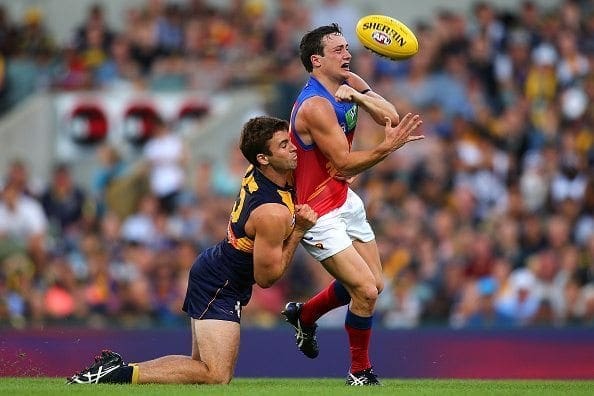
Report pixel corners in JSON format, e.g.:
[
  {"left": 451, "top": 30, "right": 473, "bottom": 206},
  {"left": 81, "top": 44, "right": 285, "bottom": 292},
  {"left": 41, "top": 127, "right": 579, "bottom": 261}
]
[
  {"left": 240, "top": 116, "right": 289, "bottom": 167},
  {"left": 299, "top": 23, "right": 343, "bottom": 72}
]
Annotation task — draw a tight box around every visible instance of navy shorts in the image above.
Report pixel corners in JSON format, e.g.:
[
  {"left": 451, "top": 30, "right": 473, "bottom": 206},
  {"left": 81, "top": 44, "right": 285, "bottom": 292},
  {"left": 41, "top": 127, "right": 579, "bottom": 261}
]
[{"left": 182, "top": 253, "right": 248, "bottom": 323}]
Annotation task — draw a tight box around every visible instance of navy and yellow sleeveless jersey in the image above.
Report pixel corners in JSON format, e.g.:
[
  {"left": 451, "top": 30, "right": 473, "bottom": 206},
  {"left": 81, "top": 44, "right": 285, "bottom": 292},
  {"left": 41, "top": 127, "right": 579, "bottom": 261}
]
[
  {"left": 226, "top": 164, "right": 295, "bottom": 254},
  {"left": 196, "top": 165, "right": 295, "bottom": 305}
]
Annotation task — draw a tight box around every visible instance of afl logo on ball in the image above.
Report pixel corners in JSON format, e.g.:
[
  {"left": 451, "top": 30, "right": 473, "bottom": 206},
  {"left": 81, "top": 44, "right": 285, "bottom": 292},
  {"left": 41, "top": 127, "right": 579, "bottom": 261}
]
[{"left": 372, "top": 31, "right": 391, "bottom": 46}]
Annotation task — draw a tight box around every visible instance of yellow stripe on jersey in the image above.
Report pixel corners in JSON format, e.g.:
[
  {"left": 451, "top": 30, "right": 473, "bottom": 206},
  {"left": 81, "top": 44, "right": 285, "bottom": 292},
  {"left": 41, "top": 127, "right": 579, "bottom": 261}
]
[
  {"left": 234, "top": 236, "right": 254, "bottom": 253},
  {"left": 305, "top": 176, "right": 332, "bottom": 203},
  {"left": 245, "top": 172, "right": 259, "bottom": 193},
  {"left": 227, "top": 222, "right": 255, "bottom": 253},
  {"left": 278, "top": 189, "right": 295, "bottom": 216}
]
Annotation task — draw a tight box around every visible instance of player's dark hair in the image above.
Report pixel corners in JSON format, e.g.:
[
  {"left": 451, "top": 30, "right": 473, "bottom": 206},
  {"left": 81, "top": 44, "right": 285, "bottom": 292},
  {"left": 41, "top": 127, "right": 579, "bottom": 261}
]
[
  {"left": 240, "top": 116, "right": 289, "bottom": 167},
  {"left": 299, "top": 23, "right": 343, "bottom": 72}
]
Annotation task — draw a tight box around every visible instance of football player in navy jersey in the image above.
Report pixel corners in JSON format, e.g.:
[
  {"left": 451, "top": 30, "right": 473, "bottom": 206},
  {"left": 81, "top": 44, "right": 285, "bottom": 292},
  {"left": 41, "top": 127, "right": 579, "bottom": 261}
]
[{"left": 68, "top": 116, "right": 317, "bottom": 385}]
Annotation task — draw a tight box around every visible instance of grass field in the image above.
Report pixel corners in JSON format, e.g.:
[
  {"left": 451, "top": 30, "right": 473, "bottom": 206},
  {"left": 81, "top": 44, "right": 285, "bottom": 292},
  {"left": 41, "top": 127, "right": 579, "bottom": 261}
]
[{"left": 1, "top": 378, "right": 594, "bottom": 396}]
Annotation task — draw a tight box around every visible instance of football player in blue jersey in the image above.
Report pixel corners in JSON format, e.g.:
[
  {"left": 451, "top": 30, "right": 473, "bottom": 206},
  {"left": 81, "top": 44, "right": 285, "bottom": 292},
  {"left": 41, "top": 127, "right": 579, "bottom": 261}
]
[
  {"left": 68, "top": 116, "right": 317, "bottom": 385},
  {"left": 282, "top": 23, "right": 423, "bottom": 386}
]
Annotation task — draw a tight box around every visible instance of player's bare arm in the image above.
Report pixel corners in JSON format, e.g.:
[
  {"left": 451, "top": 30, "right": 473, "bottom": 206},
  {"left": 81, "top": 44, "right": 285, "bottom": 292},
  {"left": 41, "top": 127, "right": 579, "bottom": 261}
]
[
  {"left": 298, "top": 97, "right": 423, "bottom": 178},
  {"left": 251, "top": 203, "right": 317, "bottom": 288},
  {"left": 280, "top": 203, "right": 317, "bottom": 268},
  {"left": 339, "top": 72, "right": 399, "bottom": 126}
]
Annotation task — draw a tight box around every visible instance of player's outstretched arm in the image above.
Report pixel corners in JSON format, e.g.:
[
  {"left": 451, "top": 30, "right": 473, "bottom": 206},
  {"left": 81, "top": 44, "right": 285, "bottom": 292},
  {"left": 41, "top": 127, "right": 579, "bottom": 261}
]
[
  {"left": 302, "top": 98, "right": 423, "bottom": 178},
  {"left": 251, "top": 203, "right": 317, "bottom": 288}
]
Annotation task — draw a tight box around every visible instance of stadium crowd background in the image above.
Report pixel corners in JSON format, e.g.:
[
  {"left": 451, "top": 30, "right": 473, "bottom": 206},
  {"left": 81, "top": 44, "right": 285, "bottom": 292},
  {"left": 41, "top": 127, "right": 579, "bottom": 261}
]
[{"left": 0, "top": 0, "right": 593, "bottom": 330}]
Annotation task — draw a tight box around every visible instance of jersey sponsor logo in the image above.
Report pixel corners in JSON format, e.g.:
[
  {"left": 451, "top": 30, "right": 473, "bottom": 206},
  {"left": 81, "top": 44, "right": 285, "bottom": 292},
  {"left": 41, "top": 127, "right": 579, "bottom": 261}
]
[{"left": 345, "top": 105, "right": 358, "bottom": 130}]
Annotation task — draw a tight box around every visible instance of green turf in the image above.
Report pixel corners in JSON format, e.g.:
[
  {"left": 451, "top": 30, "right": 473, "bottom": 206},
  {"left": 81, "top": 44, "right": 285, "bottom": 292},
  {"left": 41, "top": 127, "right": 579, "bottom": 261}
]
[{"left": 1, "top": 377, "right": 593, "bottom": 396}]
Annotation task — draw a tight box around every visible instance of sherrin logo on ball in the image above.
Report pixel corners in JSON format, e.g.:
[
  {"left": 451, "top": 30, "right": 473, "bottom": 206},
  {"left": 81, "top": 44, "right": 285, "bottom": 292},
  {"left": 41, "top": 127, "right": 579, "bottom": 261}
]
[{"left": 355, "top": 14, "right": 419, "bottom": 60}]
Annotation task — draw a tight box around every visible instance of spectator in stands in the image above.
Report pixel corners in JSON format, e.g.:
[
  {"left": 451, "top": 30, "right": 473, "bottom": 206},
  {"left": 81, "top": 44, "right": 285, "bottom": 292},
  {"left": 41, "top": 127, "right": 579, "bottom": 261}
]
[
  {"left": 379, "top": 267, "right": 425, "bottom": 328},
  {"left": 0, "top": 5, "right": 15, "bottom": 55},
  {"left": 310, "top": 0, "right": 360, "bottom": 49},
  {"left": 494, "top": 267, "right": 541, "bottom": 326},
  {"left": 73, "top": 3, "right": 113, "bottom": 55},
  {"left": 494, "top": 29, "right": 533, "bottom": 108},
  {"left": 91, "top": 144, "right": 128, "bottom": 218},
  {"left": 95, "top": 34, "right": 140, "bottom": 89},
  {"left": 40, "top": 163, "right": 90, "bottom": 249},
  {"left": 0, "top": 253, "right": 40, "bottom": 328},
  {"left": 155, "top": 3, "right": 184, "bottom": 53},
  {"left": 80, "top": 24, "right": 109, "bottom": 72},
  {"left": 149, "top": 250, "right": 186, "bottom": 326},
  {"left": 149, "top": 51, "right": 189, "bottom": 91},
  {"left": 574, "top": 175, "right": 594, "bottom": 245},
  {"left": 468, "top": 2, "right": 506, "bottom": 52},
  {"left": 0, "top": 182, "right": 47, "bottom": 276},
  {"left": 18, "top": 7, "right": 54, "bottom": 57},
  {"left": 54, "top": 42, "right": 92, "bottom": 90},
  {"left": 121, "top": 194, "right": 159, "bottom": 247},
  {"left": 0, "top": 41, "right": 39, "bottom": 111},
  {"left": 80, "top": 234, "right": 118, "bottom": 324},
  {"left": 450, "top": 276, "right": 504, "bottom": 328},
  {"left": 142, "top": 116, "right": 187, "bottom": 214},
  {"left": 42, "top": 255, "right": 81, "bottom": 322},
  {"left": 556, "top": 28, "right": 589, "bottom": 88},
  {"left": 167, "top": 192, "right": 203, "bottom": 245},
  {"left": 128, "top": 11, "right": 166, "bottom": 77},
  {"left": 265, "top": 14, "right": 305, "bottom": 120},
  {"left": 211, "top": 144, "right": 247, "bottom": 197},
  {"left": 550, "top": 153, "right": 588, "bottom": 206},
  {"left": 1, "top": 158, "right": 40, "bottom": 197}
]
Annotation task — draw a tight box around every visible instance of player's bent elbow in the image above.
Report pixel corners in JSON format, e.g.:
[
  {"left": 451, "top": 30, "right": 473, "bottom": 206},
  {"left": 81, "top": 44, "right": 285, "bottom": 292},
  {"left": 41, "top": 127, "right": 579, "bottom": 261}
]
[
  {"left": 254, "top": 273, "right": 278, "bottom": 289},
  {"left": 256, "top": 280, "right": 273, "bottom": 289},
  {"left": 334, "top": 162, "right": 357, "bottom": 178}
]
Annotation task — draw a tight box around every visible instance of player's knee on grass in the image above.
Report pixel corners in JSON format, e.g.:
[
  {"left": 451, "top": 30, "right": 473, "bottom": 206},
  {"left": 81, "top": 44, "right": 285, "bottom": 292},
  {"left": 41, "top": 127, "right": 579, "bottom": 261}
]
[
  {"left": 208, "top": 373, "right": 232, "bottom": 385},
  {"left": 205, "top": 368, "right": 233, "bottom": 385}
]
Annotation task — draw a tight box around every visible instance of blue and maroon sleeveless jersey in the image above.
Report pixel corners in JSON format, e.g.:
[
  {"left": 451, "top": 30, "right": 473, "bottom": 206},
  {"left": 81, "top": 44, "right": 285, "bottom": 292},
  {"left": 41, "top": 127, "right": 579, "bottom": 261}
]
[{"left": 289, "top": 76, "right": 358, "bottom": 216}]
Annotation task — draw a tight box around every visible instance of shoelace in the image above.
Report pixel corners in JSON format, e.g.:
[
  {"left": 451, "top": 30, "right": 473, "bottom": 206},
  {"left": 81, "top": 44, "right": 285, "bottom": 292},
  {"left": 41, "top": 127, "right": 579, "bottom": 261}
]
[
  {"left": 294, "top": 324, "right": 315, "bottom": 342},
  {"left": 348, "top": 372, "right": 369, "bottom": 385},
  {"left": 70, "top": 350, "right": 112, "bottom": 378}
]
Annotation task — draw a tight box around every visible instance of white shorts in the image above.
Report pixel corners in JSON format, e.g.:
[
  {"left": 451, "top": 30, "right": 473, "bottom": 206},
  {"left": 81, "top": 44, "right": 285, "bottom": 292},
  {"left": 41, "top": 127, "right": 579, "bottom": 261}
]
[{"left": 301, "top": 188, "right": 375, "bottom": 261}]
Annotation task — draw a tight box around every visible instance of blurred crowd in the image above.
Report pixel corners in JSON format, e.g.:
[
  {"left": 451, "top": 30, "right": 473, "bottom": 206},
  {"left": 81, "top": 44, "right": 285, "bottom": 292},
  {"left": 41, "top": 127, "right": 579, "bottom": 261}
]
[{"left": 1, "top": 0, "right": 594, "bottom": 330}]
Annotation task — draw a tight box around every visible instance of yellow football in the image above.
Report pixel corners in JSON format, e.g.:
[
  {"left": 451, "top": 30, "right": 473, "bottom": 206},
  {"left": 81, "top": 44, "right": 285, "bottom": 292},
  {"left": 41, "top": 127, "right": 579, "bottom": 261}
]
[{"left": 355, "top": 14, "right": 419, "bottom": 60}]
